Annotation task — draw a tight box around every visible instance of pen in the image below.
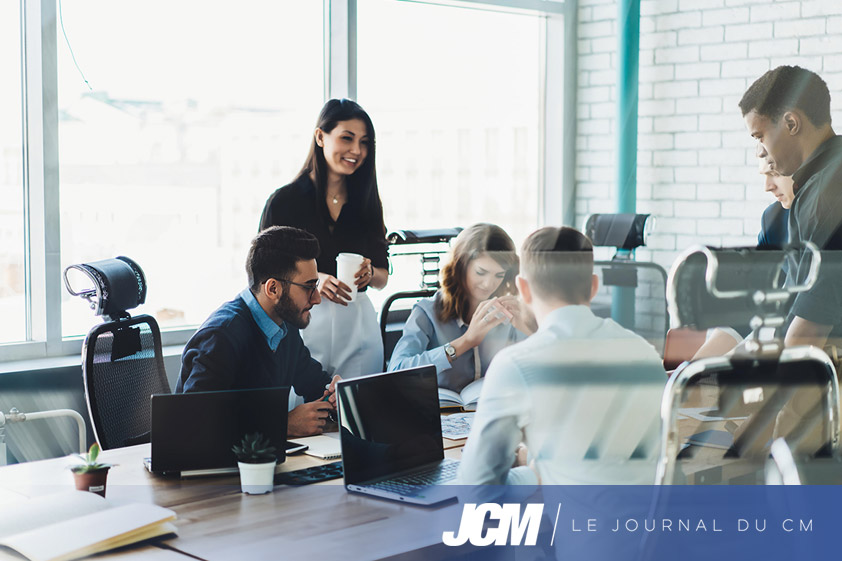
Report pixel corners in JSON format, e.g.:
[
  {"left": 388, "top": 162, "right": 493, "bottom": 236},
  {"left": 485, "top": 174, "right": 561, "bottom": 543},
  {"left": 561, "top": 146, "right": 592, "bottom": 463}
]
[{"left": 322, "top": 382, "right": 335, "bottom": 401}]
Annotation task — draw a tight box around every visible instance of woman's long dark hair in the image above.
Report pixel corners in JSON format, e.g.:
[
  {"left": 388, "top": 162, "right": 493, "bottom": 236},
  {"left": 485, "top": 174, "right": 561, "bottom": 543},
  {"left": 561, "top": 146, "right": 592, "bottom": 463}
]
[{"left": 297, "top": 98, "right": 385, "bottom": 235}]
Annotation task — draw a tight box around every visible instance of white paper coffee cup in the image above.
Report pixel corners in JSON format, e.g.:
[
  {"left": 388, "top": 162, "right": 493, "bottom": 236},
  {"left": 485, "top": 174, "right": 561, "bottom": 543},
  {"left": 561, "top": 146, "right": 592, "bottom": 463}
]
[{"left": 336, "top": 252, "right": 364, "bottom": 303}]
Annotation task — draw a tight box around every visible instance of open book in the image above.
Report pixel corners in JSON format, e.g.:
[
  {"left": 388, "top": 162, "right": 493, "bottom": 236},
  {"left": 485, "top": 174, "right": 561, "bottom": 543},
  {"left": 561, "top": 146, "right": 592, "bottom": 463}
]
[
  {"left": 438, "top": 378, "right": 483, "bottom": 411},
  {"left": 0, "top": 491, "right": 176, "bottom": 561}
]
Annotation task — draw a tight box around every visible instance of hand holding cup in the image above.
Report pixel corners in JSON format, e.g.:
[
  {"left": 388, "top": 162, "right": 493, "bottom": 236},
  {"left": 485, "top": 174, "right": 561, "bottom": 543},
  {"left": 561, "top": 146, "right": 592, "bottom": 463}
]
[
  {"left": 354, "top": 258, "right": 374, "bottom": 290},
  {"left": 335, "top": 253, "right": 364, "bottom": 303},
  {"left": 318, "top": 273, "right": 353, "bottom": 306}
]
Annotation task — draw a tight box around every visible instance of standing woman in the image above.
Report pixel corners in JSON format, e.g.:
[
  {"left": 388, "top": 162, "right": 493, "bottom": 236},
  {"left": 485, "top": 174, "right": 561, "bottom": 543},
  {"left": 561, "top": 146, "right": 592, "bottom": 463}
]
[{"left": 260, "top": 99, "right": 388, "bottom": 378}]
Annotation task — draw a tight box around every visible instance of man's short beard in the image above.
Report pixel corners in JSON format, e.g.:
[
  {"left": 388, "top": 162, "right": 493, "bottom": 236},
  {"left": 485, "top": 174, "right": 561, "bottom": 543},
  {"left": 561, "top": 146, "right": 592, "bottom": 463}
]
[{"left": 274, "top": 289, "right": 310, "bottom": 330}]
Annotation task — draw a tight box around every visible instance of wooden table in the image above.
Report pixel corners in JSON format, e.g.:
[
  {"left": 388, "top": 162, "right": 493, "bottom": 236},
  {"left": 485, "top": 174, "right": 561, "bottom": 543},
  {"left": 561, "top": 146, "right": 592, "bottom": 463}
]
[{"left": 0, "top": 441, "right": 465, "bottom": 561}]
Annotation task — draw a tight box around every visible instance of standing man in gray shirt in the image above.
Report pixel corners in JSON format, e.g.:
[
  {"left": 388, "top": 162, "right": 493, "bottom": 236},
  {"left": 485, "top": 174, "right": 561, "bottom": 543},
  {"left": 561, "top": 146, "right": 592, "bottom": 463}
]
[{"left": 740, "top": 65, "right": 842, "bottom": 351}]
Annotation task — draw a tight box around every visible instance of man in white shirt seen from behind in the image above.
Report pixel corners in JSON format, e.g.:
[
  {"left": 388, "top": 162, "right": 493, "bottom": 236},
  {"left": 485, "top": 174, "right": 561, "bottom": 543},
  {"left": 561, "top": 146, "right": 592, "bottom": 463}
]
[{"left": 459, "top": 227, "right": 666, "bottom": 486}]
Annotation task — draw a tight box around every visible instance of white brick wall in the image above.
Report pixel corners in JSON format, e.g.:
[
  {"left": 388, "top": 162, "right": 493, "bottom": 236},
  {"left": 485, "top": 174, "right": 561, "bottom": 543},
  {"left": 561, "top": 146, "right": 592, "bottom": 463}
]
[{"left": 575, "top": 0, "right": 842, "bottom": 272}]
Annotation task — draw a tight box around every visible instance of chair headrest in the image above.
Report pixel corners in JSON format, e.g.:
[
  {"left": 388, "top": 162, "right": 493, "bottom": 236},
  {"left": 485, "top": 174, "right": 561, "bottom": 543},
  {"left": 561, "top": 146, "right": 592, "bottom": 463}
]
[
  {"left": 387, "top": 228, "right": 463, "bottom": 245},
  {"left": 666, "top": 244, "right": 819, "bottom": 331},
  {"left": 585, "top": 213, "right": 651, "bottom": 251},
  {"left": 63, "top": 256, "right": 147, "bottom": 319}
]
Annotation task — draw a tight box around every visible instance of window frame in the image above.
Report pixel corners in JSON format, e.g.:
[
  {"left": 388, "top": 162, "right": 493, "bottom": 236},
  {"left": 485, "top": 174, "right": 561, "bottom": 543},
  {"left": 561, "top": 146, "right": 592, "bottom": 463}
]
[{"left": 1, "top": 0, "right": 573, "bottom": 363}]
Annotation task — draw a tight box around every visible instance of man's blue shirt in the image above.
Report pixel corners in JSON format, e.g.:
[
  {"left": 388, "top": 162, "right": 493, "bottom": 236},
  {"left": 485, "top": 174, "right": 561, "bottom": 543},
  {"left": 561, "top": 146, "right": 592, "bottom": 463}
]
[{"left": 240, "top": 288, "right": 287, "bottom": 351}]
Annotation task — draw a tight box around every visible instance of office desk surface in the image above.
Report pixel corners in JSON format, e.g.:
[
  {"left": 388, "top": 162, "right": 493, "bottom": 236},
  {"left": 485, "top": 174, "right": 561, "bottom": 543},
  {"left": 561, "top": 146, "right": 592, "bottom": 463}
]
[
  {"left": 79, "top": 547, "right": 188, "bottom": 561},
  {"left": 0, "top": 443, "right": 465, "bottom": 561}
]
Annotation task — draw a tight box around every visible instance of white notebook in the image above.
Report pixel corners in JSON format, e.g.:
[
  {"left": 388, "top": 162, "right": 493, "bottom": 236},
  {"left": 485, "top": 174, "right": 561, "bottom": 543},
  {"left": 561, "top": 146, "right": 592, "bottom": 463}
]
[{"left": 288, "top": 433, "right": 342, "bottom": 460}]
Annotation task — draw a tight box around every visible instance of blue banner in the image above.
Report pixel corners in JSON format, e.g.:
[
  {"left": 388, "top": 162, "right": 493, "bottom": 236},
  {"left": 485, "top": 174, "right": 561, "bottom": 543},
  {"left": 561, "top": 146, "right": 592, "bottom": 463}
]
[
  {"left": 435, "top": 485, "right": 838, "bottom": 560},
  {"left": 103, "top": 482, "right": 842, "bottom": 560}
]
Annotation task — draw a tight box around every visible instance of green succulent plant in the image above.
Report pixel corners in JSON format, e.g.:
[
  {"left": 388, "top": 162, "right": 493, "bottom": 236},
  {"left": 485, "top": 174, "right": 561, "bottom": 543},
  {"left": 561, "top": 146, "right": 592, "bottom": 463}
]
[
  {"left": 71, "top": 443, "right": 113, "bottom": 474},
  {"left": 232, "top": 432, "right": 277, "bottom": 464}
]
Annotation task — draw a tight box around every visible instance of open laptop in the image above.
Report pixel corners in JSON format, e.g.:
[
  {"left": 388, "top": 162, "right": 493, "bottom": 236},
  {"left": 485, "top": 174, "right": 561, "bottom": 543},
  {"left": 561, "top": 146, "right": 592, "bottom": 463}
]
[
  {"left": 337, "top": 366, "right": 458, "bottom": 505},
  {"left": 147, "top": 387, "right": 289, "bottom": 477}
]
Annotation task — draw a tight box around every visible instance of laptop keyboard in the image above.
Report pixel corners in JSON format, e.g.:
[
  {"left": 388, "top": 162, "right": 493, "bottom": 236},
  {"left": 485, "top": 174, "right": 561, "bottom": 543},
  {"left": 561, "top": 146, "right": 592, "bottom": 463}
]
[{"left": 367, "top": 459, "right": 459, "bottom": 495}]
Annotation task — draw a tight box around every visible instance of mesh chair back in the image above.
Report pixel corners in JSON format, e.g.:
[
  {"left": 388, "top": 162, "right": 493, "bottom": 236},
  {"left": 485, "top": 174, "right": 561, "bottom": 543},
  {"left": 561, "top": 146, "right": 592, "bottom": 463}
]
[
  {"left": 83, "top": 315, "right": 170, "bottom": 450},
  {"left": 667, "top": 246, "right": 792, "bottom": 331}
]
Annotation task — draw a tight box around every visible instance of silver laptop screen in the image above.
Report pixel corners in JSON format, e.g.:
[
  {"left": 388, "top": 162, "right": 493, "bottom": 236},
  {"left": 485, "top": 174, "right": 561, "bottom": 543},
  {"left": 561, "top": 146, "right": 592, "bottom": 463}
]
[{"left": 337, "top": 366, "right": 442, "bottom": 484}]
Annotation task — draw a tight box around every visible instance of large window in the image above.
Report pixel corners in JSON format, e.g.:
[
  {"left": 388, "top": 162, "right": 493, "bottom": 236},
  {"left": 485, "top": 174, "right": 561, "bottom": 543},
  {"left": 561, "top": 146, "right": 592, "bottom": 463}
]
[
  {"left": 0, "top": 0, "right": 25, "bottom": 344},
  {"left": 56, "top": 0, "right": 324, "bottom": 337},
  {"left": 357, "top": 0, "right": 543, "bottom": 245},
  {"left": 2, "top": 0, "right": 565, "bottom": 361},
  {"left": 357, "top": 0, "right": 543, "bottom": 302}
]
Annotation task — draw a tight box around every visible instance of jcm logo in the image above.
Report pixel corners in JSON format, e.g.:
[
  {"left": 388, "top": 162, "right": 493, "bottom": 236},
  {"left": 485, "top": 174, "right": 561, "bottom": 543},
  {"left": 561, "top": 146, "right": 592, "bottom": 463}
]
[{"left": 442, "top": 503, "right": 544, "bottom": 546}]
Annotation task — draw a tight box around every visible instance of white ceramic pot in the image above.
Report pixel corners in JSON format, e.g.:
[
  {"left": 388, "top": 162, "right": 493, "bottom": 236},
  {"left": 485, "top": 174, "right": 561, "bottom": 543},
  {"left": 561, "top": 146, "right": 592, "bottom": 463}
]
[{"left": 237, "top": 460, "right": 276, "bottom": 495}]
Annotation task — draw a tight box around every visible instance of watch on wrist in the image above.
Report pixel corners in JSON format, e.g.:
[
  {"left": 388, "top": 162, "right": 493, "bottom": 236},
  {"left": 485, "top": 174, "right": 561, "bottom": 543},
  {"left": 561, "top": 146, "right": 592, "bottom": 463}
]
[{"left": 444, "top": 342, "right": 457, "bottom": 361}]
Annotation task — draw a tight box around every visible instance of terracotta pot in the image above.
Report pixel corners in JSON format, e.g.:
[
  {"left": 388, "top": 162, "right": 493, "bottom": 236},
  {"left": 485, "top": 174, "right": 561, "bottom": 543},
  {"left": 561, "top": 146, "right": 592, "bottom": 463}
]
[{"left": 72, "top": 467, "right": 110, "bottom": 497}]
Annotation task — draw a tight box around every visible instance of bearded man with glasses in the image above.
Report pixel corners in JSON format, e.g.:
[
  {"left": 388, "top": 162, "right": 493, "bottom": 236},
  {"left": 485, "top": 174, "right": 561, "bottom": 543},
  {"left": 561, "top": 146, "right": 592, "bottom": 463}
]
[{"left": 177, "top": 226, "right": 340, "bottom": 437}]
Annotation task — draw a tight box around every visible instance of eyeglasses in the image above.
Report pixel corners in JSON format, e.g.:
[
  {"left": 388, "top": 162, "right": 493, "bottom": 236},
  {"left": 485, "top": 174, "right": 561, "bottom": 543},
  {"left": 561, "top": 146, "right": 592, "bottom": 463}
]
[{"left": 277, "top": 278, "right": 320, "bottom": 300}]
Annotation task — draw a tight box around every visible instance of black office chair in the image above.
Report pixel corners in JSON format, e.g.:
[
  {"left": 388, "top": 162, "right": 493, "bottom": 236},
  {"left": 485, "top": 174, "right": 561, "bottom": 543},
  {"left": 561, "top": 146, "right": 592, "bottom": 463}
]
[
  {"left": 64, "top": 256, "right": 170, "bottom": 450},
  {"left": 585, "top": 213, "right": 669, "bottom": 355},
  {"left": 379, "top": 228, "right": 462, "bottom": 368},
  {"left": 657, "top": 243, "right": 839, "bottom": 485}
]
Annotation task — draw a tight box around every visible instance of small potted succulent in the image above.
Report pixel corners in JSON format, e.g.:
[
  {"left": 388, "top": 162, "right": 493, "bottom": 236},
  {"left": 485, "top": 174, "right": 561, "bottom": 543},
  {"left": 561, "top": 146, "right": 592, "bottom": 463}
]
[
  {"left": 70, "top": 443, "right": 113, "bottom": 497},
  {"left": 232, "top": 432, "right": 277, "bottom": 495}
]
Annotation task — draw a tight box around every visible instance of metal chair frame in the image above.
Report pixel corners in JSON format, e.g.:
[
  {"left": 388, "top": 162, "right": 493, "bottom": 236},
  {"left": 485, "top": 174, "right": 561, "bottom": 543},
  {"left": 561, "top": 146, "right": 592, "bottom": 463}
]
[
  {"left": 656, "top": 346, "right": 840, "bottom": 485},
  {"left": 657, "top": 242, "right": 836, "bottom": 485},
  {"left": 592, "top": 259, "right": 670, "bottom": 351},
  {"left": 379, "top": 228, "right": 462, "bottom": 367}
]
